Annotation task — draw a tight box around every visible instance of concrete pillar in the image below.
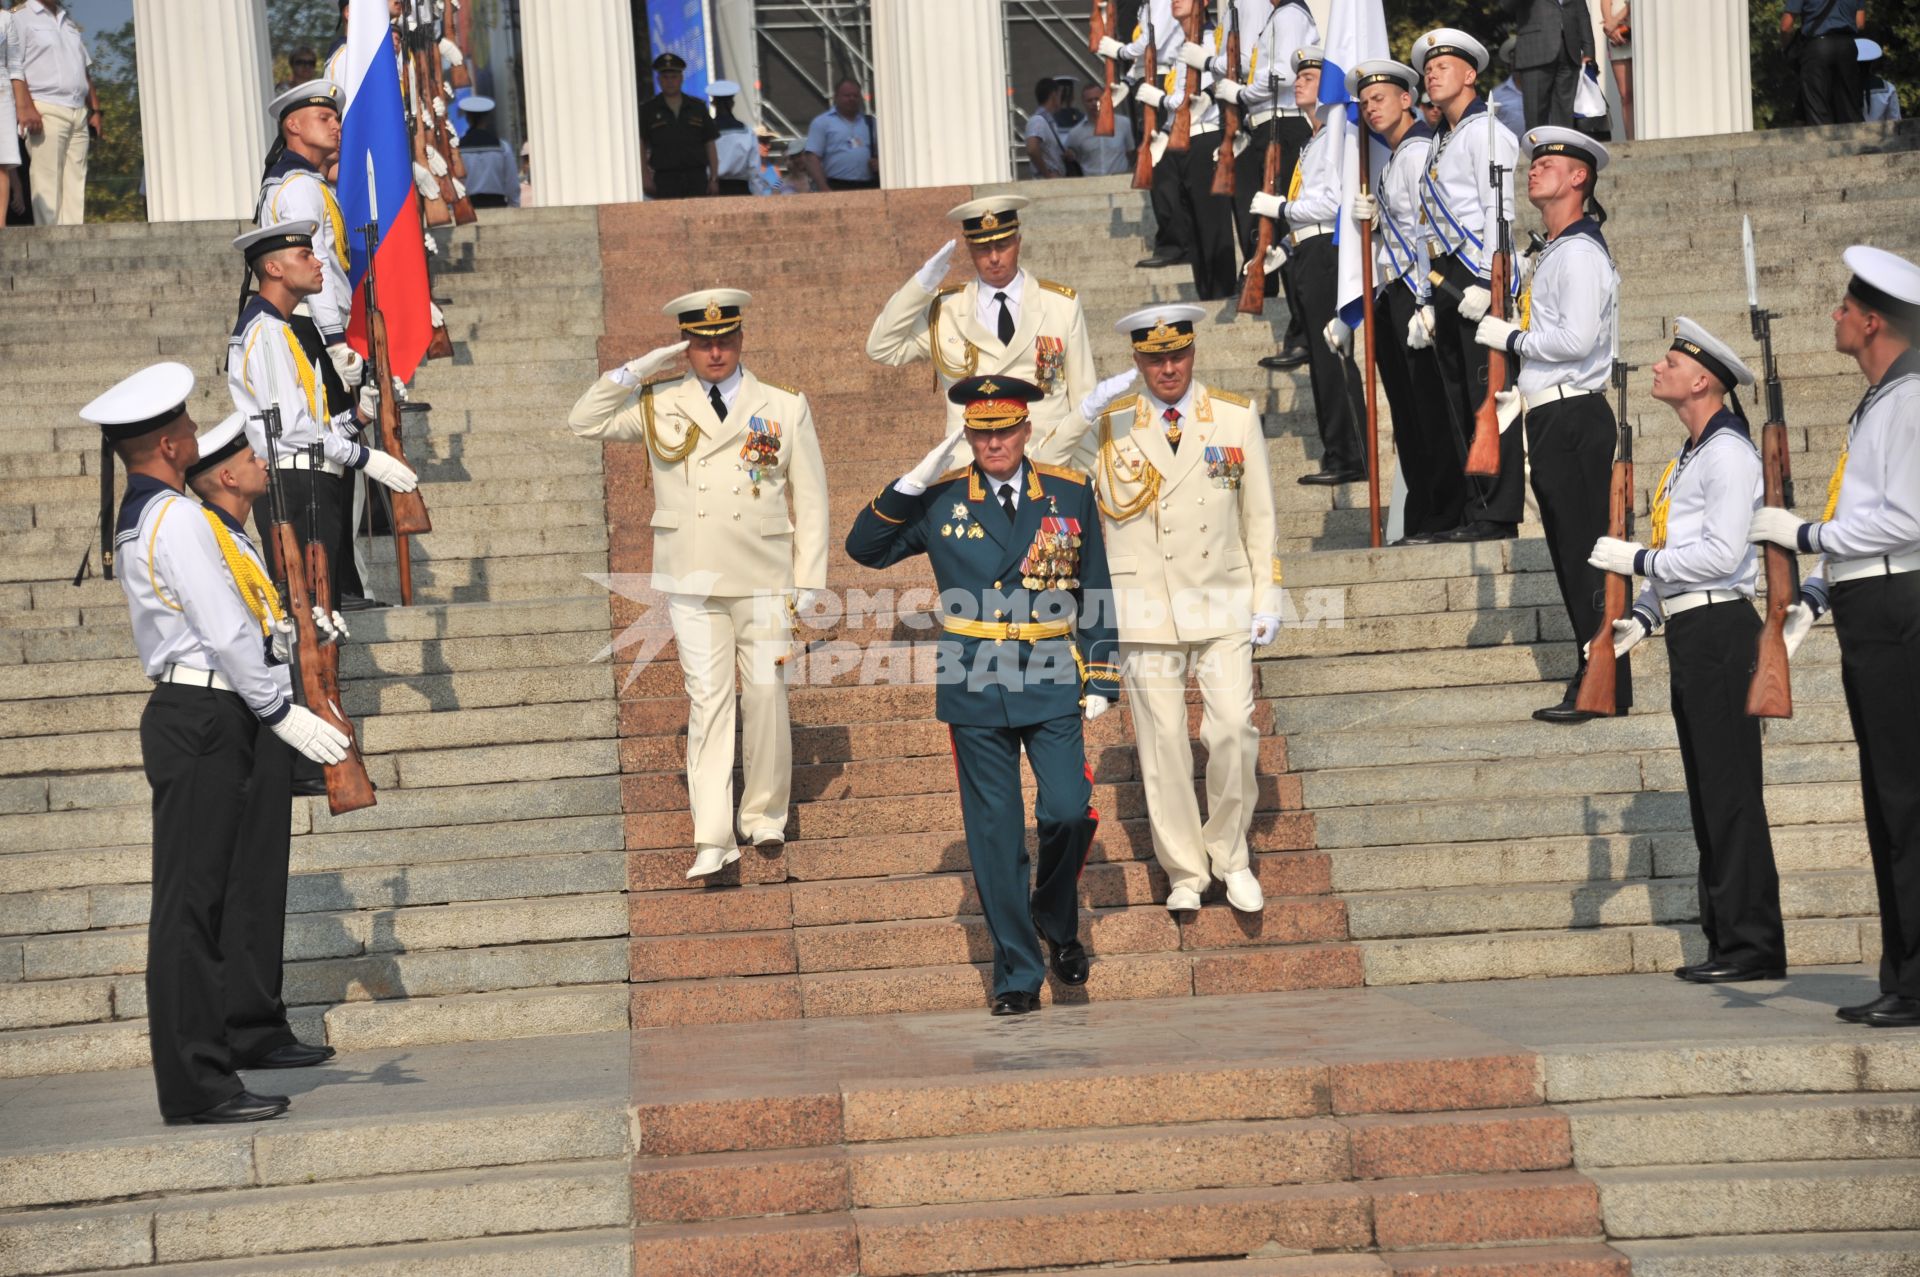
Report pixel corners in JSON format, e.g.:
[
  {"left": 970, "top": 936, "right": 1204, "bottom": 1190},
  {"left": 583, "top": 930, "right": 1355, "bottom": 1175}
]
[
  {"left": 520, "top": 0, "right": 644, "bottom": 207},
  {"left": 871, "top": 0, "right": 1011, "bottom": 189},
  {"left": 1636, "top": 0, "right": 1753, "bottom": 141},
  {"left": 133, "top": 0, "right": 272, "bottom": 222}
]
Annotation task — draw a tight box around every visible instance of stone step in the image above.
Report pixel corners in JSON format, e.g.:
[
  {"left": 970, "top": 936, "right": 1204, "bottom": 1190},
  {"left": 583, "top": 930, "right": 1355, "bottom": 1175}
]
[
  {"left": 1589, "top": 1158, "right": 1920, "bottom": 1239},
  {"left": 1615, "top": 1231, "right": 1920, "bottom": 1277},
  {"left": 1565, "top": 1091, "right": 1920, "bottom": 1170},
  {"left": 56, "top": 1231, "right": 634, "bottom": 1277}
]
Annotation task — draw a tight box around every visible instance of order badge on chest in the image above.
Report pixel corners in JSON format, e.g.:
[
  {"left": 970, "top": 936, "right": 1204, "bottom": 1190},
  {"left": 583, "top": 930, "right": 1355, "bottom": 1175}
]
[
  {"left": 1204, "top": 446, "right": 1245, "bottom": 489},
  {"left": 943, "top": 502, "right": 984, "bottom": 540},
  {"left": 740, "top": 416, "right": 781, "bottom": 495},
  {"left": 1023, "top": 509, "right": 1083, "bottom": 591}
]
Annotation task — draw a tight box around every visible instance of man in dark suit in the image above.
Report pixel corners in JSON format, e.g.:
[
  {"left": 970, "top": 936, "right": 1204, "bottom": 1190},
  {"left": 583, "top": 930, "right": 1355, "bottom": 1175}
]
[
  {"left": 1504, "top": 0, "right": 1596, "bottom": 129},
  {"left": 845, "top": 376, "right": 1120, "bottom": 1016}
]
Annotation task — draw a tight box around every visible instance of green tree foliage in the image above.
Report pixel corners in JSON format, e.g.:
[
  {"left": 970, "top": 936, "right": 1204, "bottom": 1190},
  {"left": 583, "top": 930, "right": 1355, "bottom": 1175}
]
[
  {"left": 267, "top": 0, "right": 343, "bottom": 84},
  {"left": 1751, "top": 0, "right": 1918, "bottom": 127},
  {"left": 84, "top": 20, "right": 143, "bottom": 222}
]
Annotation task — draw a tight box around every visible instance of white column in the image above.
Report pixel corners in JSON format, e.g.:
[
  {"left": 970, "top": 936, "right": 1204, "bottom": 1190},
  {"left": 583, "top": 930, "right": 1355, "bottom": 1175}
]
[
  {"left": 520, "top": 0, "right": 643, "bottom": 207},
  {"left": 1636, "top": 0, "right": 1753, "bottom": 141},
  {"left": 134, "top": 0, "right": 272, "bottom": 223},
  {"left": 872, "top": 0, "right": 1010, "bottom": 190}
]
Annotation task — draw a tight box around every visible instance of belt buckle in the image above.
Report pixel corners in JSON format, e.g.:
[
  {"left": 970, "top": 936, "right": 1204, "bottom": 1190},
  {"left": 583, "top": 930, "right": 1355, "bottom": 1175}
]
[{"left": 1004, "top": 622, "right": 1021, "bottom": 642}]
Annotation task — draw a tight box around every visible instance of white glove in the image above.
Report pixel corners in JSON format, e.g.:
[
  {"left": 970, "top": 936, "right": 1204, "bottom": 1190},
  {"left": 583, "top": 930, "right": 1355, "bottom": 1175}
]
[
  {"left": 357, "top": 381, "right": 381, "bottom": 422},
  {"left": 1250, "top": 614, "right": 1280, "bottom": 646},
  {"left": 1609, "top": 615, "right": 1650, "bottom": 659},
  {"left": 1249, "top": 190, "right": 1285, "bottom": 221},
  {"left": 1323, "top": 318, "right": 1352, "bottom": 357},
  {"left": 1495, "top": 390, "right": 1522, "bottom": 434},
  {"left": 1137, "top": 83, "right": 1167, "bottom": 110},
  {"left": 899, "top": 430, "right": 965, "bottom": 494},
  {"left": 1097, "top": 35, "right": 1125, "bottom": 60},
  {"left": 425, "top": 145, "right": 449, "bottom": 178},
  {"left": 1178, "top": 41, "right": 1210, "bottom": 71},
  {"left": 271, "top": 704, "right": 351, "bottom": 766},
  {"left": 1749, "top": 507, "right": 1807, "bottom": 551},
  {"left": 327, "top": 343, "right": 365, "bottom": 387},
  {"left": 1475, "top": 315, "right": 1522, "bottom": 352},
  {"left": 270, "top": 617, "right": 293, "bottom": 665},
  {"left": 623, "top": 340, "right": 690, "bottom": 384},
  {"left": 915, "top": 239, "right": 958, "bottom": 292},
  {"left": 1350, "top": 192, "right": 1379, "bottom": 226},
  {"left": 439, "top": 36, "right": 464, "bottom": 65},
  {"left": 412, "top": 162, "right": 440, "bottom": 202},
  {"left": 313, "top": 604, "right": 350, "bottom": 645},
  {"left": 1084, "top": 696, "right": 1112, "bottom": 722},
  {"left": 1261, "top": 243, "right": 1289, "bottom": 275},
  {"left": 1080, "top": 369, "right": 1139, "bottom": 422},
  {"left": 1458, "top": 285, "right": 1493, "bottom": 322},
  {"left": 433, "top": 96, "right": 449, "bottom": 121},
  {"left": 450, "top": 177, "right": 467, "bottom": 201},
  {"left": 1211, "top": 78, "right": 1245, "bottom": 105},
  {"left": 1109, "top": 81, "right": 1132, "bottom": 108},
  {"left": 1783, "top": 601, "right": 1815, "bottom": 659},
  {"left": 1588, "top": 536, "right": 1643, "bottom": 577},
  {"left": 362, "top": 449, "right": 420, "bottom": 493},
  {"left": 1407, "top": 306, "right": 1436, "bottom": 350}
]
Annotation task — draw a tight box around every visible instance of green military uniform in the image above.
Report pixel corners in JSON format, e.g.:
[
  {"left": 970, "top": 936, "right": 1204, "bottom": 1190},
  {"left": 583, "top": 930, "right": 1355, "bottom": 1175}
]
[
  {"left": 845, "top": 376, "right": 1120, "bottom": 1012},
  {"left": 640, "top": 52, "right": 717, "bottom": 199}
]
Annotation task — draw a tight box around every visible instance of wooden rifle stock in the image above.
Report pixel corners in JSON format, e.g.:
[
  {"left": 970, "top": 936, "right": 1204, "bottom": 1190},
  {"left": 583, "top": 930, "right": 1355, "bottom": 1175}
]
[
  {"left": 1211, "top": 10, "right": 1241, "bottom": 196},
  {"left": 360, "top": 226, "right": 433, "bottom": 542},
  {"left": 1238, "top": 108, "right": 1283, "bottom": 315},
  {"left": 1132, "top": 41, "right": 1158, "bottom": 190},
  {"left": 1748, "top": 420, "right": 1798, "bottom": 718},
  {"left": 1087, "top": 0, "right": 1102, "bottom": 53},
  {"left": 1576, "top": 393, "right": 1633, "bottom": 718},
  {"left": 1465, "top": 248, "right": 1507, "bottom": 476},
  {"left": 1095, "top": 0, "right": 1116, "bottom": 137},
  {"left": 400, "top": 31, "right": 454, "bottom": 226},
  {"left": 1168, "top": 10, "right": 1201, "bottom": 152},
  {"left": 303, "top": 446, "right": 340, "bottom": 693}
]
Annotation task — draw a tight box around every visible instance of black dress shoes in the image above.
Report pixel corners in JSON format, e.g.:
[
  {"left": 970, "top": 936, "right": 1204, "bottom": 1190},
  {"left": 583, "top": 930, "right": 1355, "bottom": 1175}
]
[
  {"left": 1046, "top": 937, "right": 1090, "bottom": 986},
  {"left": 244, "top": 1041, "right": 337, "bottom": 1069},
  {"left": 1532, "top": 688, "right": 1599, "bottom": 725},
  {"left": 1859, "top": 995, "right": 1920, "bottom": 1027},
  {"left": 1678, "top": 961, "right": 1786, "bottom": 984},
  {"left": 990, "top": 990, "right": 1040, "bottom": 1016},
  {"left": 1297, "top": 469, "right": 1365, "bottom": 487},
  {"left": 1135, "top": 252, "right": 1188, "bottom": 268},
  {"left": 1673, "top": 960, "right": 1715, "bottom": 980},
  {"left": 1391, "top": 532, "right": 1439, "bottom": 546},
  {"left": 1435, "top": 520, "right": 1519, "bottom": 543},
  {"left": 1258, "top": 346, "right": 1311, "bottom": 371},
  {"left": 166, "top": 1089, "right": 291, "bottom": 1125},
  {"left": 1837, "top": 993, "right": 1906, "bottom": 1023},
  {"left": 336, "top": 594, "right": 390, "bottom": 611}
]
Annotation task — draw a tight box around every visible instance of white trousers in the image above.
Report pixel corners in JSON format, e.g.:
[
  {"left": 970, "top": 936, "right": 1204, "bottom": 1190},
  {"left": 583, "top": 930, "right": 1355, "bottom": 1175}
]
[
  {"left": 668, "top": 593, "right": 793, "bottom": 851},
  {"left": 25, "top": 100, "right": 88, "bottom": 225},
  {"left": 1120, "top": 633, "right": 1259, "bottom": 896}
]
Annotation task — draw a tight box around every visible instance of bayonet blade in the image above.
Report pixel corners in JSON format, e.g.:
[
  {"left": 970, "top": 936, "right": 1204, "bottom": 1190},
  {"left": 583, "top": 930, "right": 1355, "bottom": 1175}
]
[{"left": 1742, "top": 215, "right": 1759, "bottom": 311}]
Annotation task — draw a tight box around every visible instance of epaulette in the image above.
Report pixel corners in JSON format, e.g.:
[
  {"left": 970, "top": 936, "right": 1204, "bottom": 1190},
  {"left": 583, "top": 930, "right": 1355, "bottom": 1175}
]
[
  {"left": 641, "top": 372, "right": 686, "bottom": 390},
  {"left": 1037, "top": 278, "right": 1077, "bottom": 300},
  {"left": 936, "top": 465, "right": 971, "bottom": 484},
  {"left": 1033, "top": 462, "right": 1089, "bottom": 486},
  {"left": 759, "top": 378, "right": 804, "bottom": 397},
  {"left": 1209, "top": 388, "right": 1251, "bottom": 409},
  {"left": 935, "top": 284, "right": 965, "bottom": 299}
]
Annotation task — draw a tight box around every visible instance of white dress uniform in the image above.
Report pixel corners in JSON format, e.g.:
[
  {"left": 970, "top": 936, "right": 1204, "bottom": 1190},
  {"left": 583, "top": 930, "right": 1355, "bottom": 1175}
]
[
  {"left": 567, "top": 290, "right": 830, "bottom": 873},
  {"left": 1092, "top": 307, "right": 1281, "bottom": 912},
  {"left": 257, "top": 81, "right": 352, "bottom": 348},
  {"left": 1213, "top": 0, "right": 1316, "bottom": 114},
  {"left": 867, "top": 197, "right": 1097, "bottom": 467},
  {"left": 1416, "top": 99, "right": 1519, "bottom": 283},
  {"left": 229, "top": 294, "right": 368, "bottom": 472}
]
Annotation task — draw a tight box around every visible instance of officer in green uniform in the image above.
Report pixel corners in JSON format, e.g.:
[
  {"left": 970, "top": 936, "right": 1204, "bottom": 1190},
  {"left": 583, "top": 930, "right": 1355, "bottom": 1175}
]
[
  {"left": 846, "top": 376, "right": 1120, "bottom": 1016},
  {"left": 639, "top": 52, "right": 719, "bottom": 199}
]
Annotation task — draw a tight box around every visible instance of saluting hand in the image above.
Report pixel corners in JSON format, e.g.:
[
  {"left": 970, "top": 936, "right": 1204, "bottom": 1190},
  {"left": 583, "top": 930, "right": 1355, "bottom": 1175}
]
[
  {"left": 1080, "top": 369, "right": 1139, "bottom": 422},
  {"left": 623, "top": 340, "right": 691, "bottom": 384},
  {"left": 899, "top": 430, "right": 966, "bottom": 494},
  {"left": 915, "top": 239, "right": 958, "bottom": 292}
]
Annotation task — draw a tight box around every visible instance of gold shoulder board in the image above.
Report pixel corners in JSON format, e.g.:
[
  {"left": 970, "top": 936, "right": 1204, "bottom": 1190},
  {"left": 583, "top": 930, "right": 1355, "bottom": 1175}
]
[
  {"left": 935, "top": 284, "right": 966, "bottom": 299},
  {"left": 1209, "top": 387, "right": 1252, "bottom": 409},
  {"left": 1037, "top": 278, "right": 1078, "bottom": 300},
  {"left": 760, "top": 379, "right": 803, "bottom": 397},
  {"left": 642, "top": 372, "right": 686, "bottom": 390},
  {"left": 935, "top": 465, "right": 972, "bottom": 484},
  {"left": 1034, "top": 461, "right": 1090, "bottom": 486}
]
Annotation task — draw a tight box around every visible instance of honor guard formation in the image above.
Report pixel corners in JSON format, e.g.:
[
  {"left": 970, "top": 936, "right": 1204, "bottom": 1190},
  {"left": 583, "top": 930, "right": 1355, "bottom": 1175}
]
[{"left": 65, "top": 6, "right": 1920, "bottom": 1139}]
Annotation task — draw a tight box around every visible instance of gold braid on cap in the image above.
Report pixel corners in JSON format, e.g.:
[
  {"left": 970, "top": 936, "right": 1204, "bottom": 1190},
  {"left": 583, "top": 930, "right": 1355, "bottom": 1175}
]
[
  {"left": 962, "top": 397, "right": 1029, "bottom": 431},
  {"left": 1132, "top": 320, "right": 1195, "bottom": 354}
]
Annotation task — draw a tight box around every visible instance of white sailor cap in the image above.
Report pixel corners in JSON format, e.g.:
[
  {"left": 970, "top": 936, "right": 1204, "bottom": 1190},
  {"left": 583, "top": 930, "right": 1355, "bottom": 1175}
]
[
  {"left": 1670, "top": 318, "right": 1756, "bottom": 391},
  {"left": 268, "top": 78, "right": 342, "bottom": 122},
  {"left": 462, "top": 94, "right": 496, "bottom": 113},
  {"left": 186, "top": 413, "right": 252, "bottom": 479},
  {"left": 80, "top": 362, "right": 197, "bottom": 442},
  {"left": 1347, "top": 59, "right": 1420, "bottom": 100},
  {"left": 663, "top": 288, "right": 752, "bottom": 337},
  {"left": 234, "top": 220, "right": 317, "bottom": 262},
  {"left": 1526, "top": 126, "right": 1609, "bottom": 173},
  {"left": 1857, "top": 38, "right": 1884, "bottom": 63},
  {"left": 947, "top": 195, "right": 1031, "bottom": 245},
  {"left": 1292, "top": 46, "right": 1325, "bottom": 74},
  {"left": 708, "top": 80, "right": 741, "bottom": 98},
  {"left": 1115, "top": 304, "right": 1207, "bottom": 353},
  {"left": 1411, "top": 29, "right": 1490, "bottom": 76},
  {"left": 1844, "top": 245, "right": 1920, "bottom": 325}
]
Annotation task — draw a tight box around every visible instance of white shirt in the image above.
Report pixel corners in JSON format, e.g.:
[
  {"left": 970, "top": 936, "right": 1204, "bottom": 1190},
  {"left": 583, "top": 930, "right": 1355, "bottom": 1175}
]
[
  {"left": 1214, "top": 0, "right": 1317, "bottom": 110},
  {"left": 1286, "top": 124, "right": 1340, "bottom": 232},
  {"left": 1510, "top": 221, "right": 1617, "bottom": 397},
  {"left": 1419, "top": 98, "right": 1520, "bottom": 280},
  {"left": 696, "top": 366, "right": 744, "bottom": 417},
  {"left": 1142, "top": 383, "right": 1198, "bottom": 442},
  {"left": 1065, "top": 112, "right": 1136, "bottom": 177},
  {"left": 229, "top": 297, "right": 368, "bottom": 469},
  {"left": 1866, "top": 79, "right": 1902, "bottom": 122},
  {"left": 115, "top": 477, "right": 293, "bottom": 724},
  {"left": 975, "top": 270, "right": 1026, "bottom": 338},
  {"left": 10, "top": 0, "right": 90, "bottom": 108},
  {"left": 1375, "top": 124, "right": 1435, "bottom": 294},
  {"left": 1024, "top": 110, "right": 1069, "bottom": 178},
  {"left": 1632, "top": 417, "right": 1763, "bottom": 619},
  {"left": 461, "top": 138, "right": 521, "bottom": 204},
  {"left": 1803, "top": 351, "right": 1920, "bottom": 606},
  {"left": 714, "top": 127, "right": 757, "bottom": 181},
  {"left": 990, "top": 464, "right": 1028, "bottom": 512},
  {"left": 256, "top": 154, "right": 353, "bottom": 344},
  {"left": 1119, "top": 0, "right": 1182, "bottom": 65}
]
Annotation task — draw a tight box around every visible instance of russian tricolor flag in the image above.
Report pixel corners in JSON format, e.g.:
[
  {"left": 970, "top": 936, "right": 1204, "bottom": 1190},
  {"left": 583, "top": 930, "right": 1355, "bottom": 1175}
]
[
  {"left": 337, "top": 5, "right": 432, "bottom": 381},
  {"left": 1319, "top": 0, "right": 1391, "bottom": 329}
]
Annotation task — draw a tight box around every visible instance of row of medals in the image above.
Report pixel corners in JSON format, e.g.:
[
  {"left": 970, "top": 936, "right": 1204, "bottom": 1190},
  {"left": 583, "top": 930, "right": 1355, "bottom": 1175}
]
[{"left": 1023, "top": 521, "right": 1080, "bottom": 592}]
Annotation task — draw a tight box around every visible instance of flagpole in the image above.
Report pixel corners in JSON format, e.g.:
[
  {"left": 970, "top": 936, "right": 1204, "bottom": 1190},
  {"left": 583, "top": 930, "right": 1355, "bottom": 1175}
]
[{"left": 1357, "top": 127, "right": 1382, "bottom": 549}]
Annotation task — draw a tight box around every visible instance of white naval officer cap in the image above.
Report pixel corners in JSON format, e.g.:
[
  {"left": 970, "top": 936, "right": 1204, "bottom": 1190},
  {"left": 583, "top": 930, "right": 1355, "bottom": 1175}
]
[
  {"left": 664, "top": 288, "right": 752, "bottom": 337},
  {"left": 1347, "top": 59, "right": 1420, "bottom": 101},
  {"left": 1670, "top": 318, "right": 1757, "bottom": 391},
  {"left": 1411, "top": 29, "right": 1491, "bottom": 76},
  {"left": 80, "top": 361, "right": 197, "bottom": 442},
  {"left": 186, "top": 413, "right": 252, "bottom": 481},
  {"left": 1526, "top": 126, "right": 1610, "bottom": 173},
  {"left": 268, "top": 78, "right": 343, "bottom": 122},
  {"left": 461, "top": 94, "right": 497, "bottom": 113},
  {"left": 1292, "top": 46, "right": 1325, "bottom": 74},
  {"left": 1857, "top": 38, "right": 1884, "bottom": 63},
  {"left": 708, "top": 80, "right": 741, "bottom": 98},
  {"left": 1115, "top": 304, "right": 1208, "bottom": 353},
  {"left": 947, "top": 194, "right": 1031, "bottom": 245},
  {"left": 1843, "top": 245, "right": 1920, "bottom": 330},
  {"left": 234, "top": 220, "right": 318, "bottom": 263}
]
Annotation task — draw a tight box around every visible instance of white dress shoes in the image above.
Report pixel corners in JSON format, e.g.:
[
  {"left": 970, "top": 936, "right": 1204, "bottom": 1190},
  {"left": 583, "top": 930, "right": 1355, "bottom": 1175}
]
[
  {"left": 1165, "top": 885, "right": 1203, "bottom": 912},
  {"left": 685, "top": 845, "right": 741, "bottom": 879},
  {"left": 1222, "top": 868, "right": 1265, "bottom": 913},
  {"left": 748, "top": 827, "right": 786, "bottom": 849}
]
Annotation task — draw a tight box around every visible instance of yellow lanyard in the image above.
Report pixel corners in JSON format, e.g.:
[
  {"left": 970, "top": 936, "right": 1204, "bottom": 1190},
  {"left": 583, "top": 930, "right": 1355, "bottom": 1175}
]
[
  {"left": 202, "top": 509, "right": 287, "bottom": 636},
  {"left": 1822, "top": 446, "right": 1848, "bottom": 521},
  {"left": 1648, "top": 456, "right": 1680, "bottom": 550},
  {"left": 318, "top": 182, "right": 349, "bottom": 263},
  {"left": 1518, "top": 282, "right": 1533, "bottom": 331},
  {"left": 279, "top": 325, "right": 328, "bottom": 423},
  {"left": 1287, "top": 157, "right": 1304, "bottom": 201}
]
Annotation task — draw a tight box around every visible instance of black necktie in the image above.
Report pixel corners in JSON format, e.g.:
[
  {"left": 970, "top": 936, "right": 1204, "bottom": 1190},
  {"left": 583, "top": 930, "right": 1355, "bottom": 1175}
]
[
  {"left": 709, "top": 384, "right": 728, "bottom": 421},
  {"left": 998, "top": 482, "right": 1017, "bottom": 522},
  {"left": 994, "top": 291, "right": 1015, "bottom": 344}
]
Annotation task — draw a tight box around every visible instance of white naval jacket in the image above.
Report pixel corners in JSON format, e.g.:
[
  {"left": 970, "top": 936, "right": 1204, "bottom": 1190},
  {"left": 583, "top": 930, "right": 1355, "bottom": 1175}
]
[
  {"left": 567, "top": 366, "right": 829, "bottom": 599},
  {"left": 1212, "top": 0, "right": 1318, "bottom": 111},
  {"left": 256, "top": 152, "right": 354, "bottom": 346},
  {"left": 1374, "top": 124, "right": 1436, "bottom": 297},
  {"left": 1802, "top": 348, "right": 1920, "bottom": 611},
  {"left": 1418, "top": 98, "right": 1520, "bottom": 281},
  {"left": 866, "top": 267, "right": 1098, "bottom": 467},
  {"left": 1631, "top": 413, "right": 1763, "bottom": 628},
  {"left": 1092, "top": 385, "right": 1282, "bottom": 644}
]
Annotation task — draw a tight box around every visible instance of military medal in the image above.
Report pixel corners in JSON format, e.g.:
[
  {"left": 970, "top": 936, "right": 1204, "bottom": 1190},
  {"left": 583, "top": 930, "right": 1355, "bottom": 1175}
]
[
  {"left": 1023, "top": 516, "right": 1082, "bottom": 591},
  {"left": 1034, "top": 337, "right": 1065, "bottom": 393},
  {"left": 1205, "top": 446, "right": 1245, "bottom": 489},
  {"left": 740, "top": 417, "right": 781, "bottom": 496}
]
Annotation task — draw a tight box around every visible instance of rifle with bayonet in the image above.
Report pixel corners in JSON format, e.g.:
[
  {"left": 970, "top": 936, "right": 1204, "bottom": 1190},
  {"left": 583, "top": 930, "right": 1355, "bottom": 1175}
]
[
  {"left": 360, "top": 222, "right": 432, "bottom": 554},
  {"left": 1466, "top": 114, "right": 1510, "bottom": 478},
  {"left": 1093, "top": 0, "right": 1117, "bottom": 137},
  {"left": 1211, "top": 1, "right": 1241, "bottom": 195},
  {"left": 1132, "top": 16, "right": 1159, "bottom": 190},
  {"left": 1237, "top": 71, "right": 1283, "bottom": 316},
  {"left": 1575, "top": 330, "right": 1634, "bottom": 718},
  {"left": 1745, "top": 215, "right": 1797, "bottom": 719},
  {"left": 1168, "top": 3, "right": 1202, "bottom": 152},
  {"left": 305, "top": 444, "right": 341, "bottom": 696}
]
